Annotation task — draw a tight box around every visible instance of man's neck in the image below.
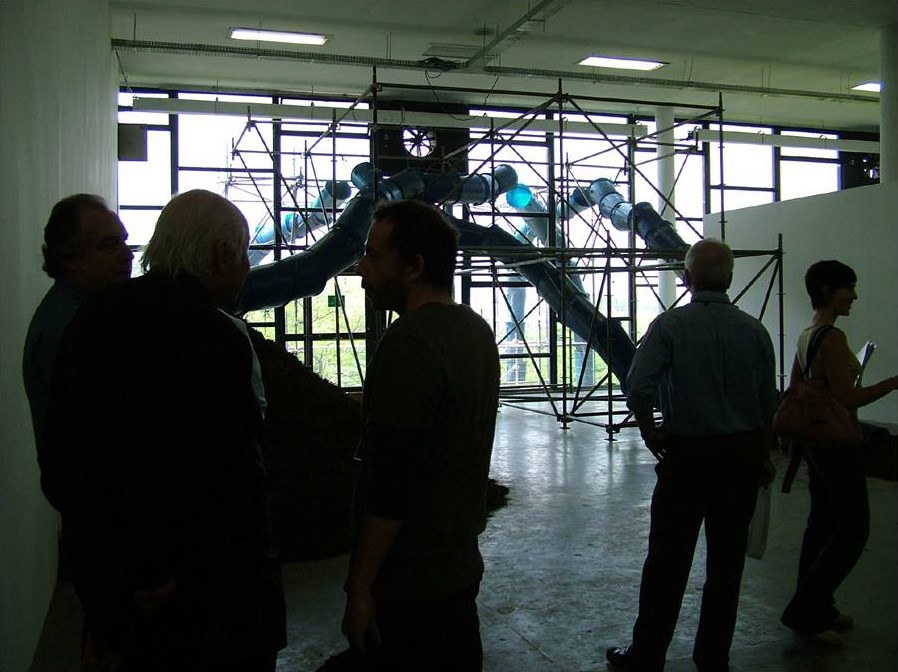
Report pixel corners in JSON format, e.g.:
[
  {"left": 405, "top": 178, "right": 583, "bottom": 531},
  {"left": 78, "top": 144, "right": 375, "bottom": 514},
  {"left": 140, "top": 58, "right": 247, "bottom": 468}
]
[
  {"left": 401, "top": 286, "right": 454, "bottom": 314},
  {"left": 58, "top": 277, "right": 93, "bottom": 297}
]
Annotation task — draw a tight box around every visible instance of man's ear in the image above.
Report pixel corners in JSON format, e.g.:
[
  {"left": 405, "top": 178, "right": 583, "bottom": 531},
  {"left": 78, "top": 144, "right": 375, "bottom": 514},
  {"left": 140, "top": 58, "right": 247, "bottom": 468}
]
[
  {"left": 60, "top": 250, "right": 88, "bottom": 281},
  {"left": 211, "top": 240, "right": 231, "bottom": 274},
  {"left": 406, "top": 253, "right": 425, "bottom": 282},
  {"left": 60, "top": 253, "right": 80, "bottom": 276},
  {"left": 683, "top": 268, "right": 693, "bottom": 289}
]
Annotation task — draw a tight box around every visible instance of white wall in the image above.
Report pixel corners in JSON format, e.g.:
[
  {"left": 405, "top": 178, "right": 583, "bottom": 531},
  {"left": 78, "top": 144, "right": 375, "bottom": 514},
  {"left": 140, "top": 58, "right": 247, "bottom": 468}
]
[
  {"left": 0, "top": 2, "right": 116, "bottom": 670},
  {"left": 704, "top": 181, "right": 898, "bottom": 427}
]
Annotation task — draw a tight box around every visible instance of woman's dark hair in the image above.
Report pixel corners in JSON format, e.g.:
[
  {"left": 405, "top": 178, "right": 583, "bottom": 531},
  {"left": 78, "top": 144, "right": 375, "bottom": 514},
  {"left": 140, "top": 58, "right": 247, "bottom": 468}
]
[
  {"left": 42, "top": 194, "right": 109, "bottom": 279},
  {"left": 804, "top": 259, "right": 857, "bottom": 309},
  {"left": 372, "top": 200, "right": 459, "bottom": 292}
]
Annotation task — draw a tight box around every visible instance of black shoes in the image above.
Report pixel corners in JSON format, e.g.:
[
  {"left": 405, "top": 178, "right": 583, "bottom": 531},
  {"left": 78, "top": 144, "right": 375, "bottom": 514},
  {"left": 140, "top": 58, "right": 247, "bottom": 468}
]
[
  {"left": 693, "top": 657, "right": 730, "bottom": 672},
  {"left": 605, "top": 646, "right": 662, "bottom": 672}
]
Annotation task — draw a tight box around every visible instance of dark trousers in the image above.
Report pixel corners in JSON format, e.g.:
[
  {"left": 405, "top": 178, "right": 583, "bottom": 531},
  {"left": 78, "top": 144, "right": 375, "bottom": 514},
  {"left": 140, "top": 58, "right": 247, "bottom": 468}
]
[
  {"left": 782, "top": 445, "right": 869, "bottom": 632},
  {"left": 631, "top": 433, "right": 762, "bottom": 669},
  {"left": 122, "top": 653, "right": 277, "bottom": 672},
  {"left": 371, "top": 582, "right": 483, "bottom": 672},
  {"left": 114, "top": 595, "right": 279, "bottom": 672}
]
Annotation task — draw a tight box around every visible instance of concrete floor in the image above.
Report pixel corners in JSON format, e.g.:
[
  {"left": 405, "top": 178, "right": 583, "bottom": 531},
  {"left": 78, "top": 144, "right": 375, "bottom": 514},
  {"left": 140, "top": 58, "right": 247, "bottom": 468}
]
[{"left": 30, "top": 404, "right": 898, "bottom": 671}]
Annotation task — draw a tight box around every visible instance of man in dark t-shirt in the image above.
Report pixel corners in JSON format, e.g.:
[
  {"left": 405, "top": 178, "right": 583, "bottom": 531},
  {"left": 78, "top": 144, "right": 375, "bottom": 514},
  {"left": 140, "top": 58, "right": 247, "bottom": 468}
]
[{"left": 341, "top": 199, "right": 500, "bottom": 671}]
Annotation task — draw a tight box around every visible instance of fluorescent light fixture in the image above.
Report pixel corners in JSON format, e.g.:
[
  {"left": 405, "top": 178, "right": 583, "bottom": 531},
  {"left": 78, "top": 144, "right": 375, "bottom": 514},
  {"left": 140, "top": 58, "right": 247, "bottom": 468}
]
[
  {"left": 229, "top": 27, "right": 328, "bottom": 46},
  {"left": 578, "top": 55, "right": 666, "bottom": 71},
  {"left": 851, "top": 81, "right": 881, "bottom": 93}
]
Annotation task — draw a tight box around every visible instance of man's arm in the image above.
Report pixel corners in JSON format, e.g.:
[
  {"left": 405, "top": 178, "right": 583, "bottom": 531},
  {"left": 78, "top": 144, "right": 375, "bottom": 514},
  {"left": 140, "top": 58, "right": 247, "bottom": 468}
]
[
  {"left": 343, "top": 420, "right": 431, "bottom": 651},
  {"left": 626, "top": 319, "right": 670, "bottom": 459},
  {"left": 342, "top": 514, "right": 403, "bottom": 652},
  {"left": 633, "top": 409, "right": 669, "bottom": 460}
]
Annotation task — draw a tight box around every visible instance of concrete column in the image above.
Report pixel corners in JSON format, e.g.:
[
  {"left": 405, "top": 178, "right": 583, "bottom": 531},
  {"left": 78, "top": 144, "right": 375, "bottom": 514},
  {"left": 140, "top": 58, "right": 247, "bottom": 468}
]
[
  {"left": 1, "top": 3, "right": 116, "bottom": 670},
  {"left": 655, "top": 106, "right": 677, "bottom": 310},
  {"left": 880, "top": 24, "right": 898, "bottom": 183}
]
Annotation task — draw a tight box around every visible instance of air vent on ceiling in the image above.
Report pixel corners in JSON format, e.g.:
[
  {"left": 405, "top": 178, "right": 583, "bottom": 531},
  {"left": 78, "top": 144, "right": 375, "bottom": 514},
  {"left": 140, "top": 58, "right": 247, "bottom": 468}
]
[{"left": 422, "top": 43, "right": 495, "bottom": 60}]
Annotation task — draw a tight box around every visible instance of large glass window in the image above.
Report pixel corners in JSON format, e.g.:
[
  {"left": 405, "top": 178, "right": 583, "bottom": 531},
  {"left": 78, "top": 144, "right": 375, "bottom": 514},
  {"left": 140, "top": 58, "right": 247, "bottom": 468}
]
[
  {"left": 779, "top": 131, "right": 839, "bottom": 201},
  {"left": 706, "top": 123, "right": 775, "bottom": 215},
  {"left": 117, "top": 88, "right": 867, "bottom": 395}
]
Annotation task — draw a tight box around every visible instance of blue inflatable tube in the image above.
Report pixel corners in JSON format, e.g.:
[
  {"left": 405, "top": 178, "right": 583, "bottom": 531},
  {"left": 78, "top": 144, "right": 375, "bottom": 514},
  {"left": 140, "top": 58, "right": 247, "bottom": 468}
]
[
  {"left": 589, "top": 179, "right": 687, "bottom": 254},
  {"left": 236, "top": 164, "right": 517, "bottom": 313},
  {"left": 452, "top": 217, "right": 636, "bottom": 393},
  {"left": 248, "top": 180, "right": 353, "bottom": 266}
]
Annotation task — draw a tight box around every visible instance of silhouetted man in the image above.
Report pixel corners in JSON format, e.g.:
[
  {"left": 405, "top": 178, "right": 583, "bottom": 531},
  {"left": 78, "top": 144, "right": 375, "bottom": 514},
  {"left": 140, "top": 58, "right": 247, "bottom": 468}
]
[
  {"left": 341, "top": 200, "right": 500, "bottom": 671},
  {"left": 23, "top": 193, "right": 132, "bottom": 449},
  {"left": 43, "top": 190, "right": 286, "bottom": 672},
  {"left": 607, "top": 238, "right": 777, "bottom": 672}
]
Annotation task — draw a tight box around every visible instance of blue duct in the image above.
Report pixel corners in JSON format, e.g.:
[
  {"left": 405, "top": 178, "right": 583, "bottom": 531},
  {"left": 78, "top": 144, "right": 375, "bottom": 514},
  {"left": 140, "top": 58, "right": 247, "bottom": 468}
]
[
  {"left": 248, "top": 180, "right": 353, "bottom": 266},
  {"left": 235, "top": 164, "right": 516, "bottom": 313},
  {"left": 505, "top": 184, "right": 593, "bottom": 385},
  {"left": 237, "top": 194, "right": 377, "bottom": 313},
  {"left": 346, "top": 162, "right": 518, "bottom": 205},
  {"left": 555, "top": 185, "right": 594, "bottom": 222},
  {"left": 551, "top": 178, "right": 688, "bottom": 260},
  {"left": 235, "top": 165, "right": 673, "bottom": 393},
  {"left": 236, "top": 169, "right": 426, "bottom": 312},
  {"left": 422, "top": 164, "right": 518, "bottom": 204},
  {"left": 588, "top": 179, "right": 687, "bottom": 256},
  {"left": 351, "top": 162, "right": 373, "bottom": 190},
  {"left": 506, "top": 189, "right": 587, "bottom": 295},
  {"left": 452, "top": 217, "right": 635, "bottom": 393}
]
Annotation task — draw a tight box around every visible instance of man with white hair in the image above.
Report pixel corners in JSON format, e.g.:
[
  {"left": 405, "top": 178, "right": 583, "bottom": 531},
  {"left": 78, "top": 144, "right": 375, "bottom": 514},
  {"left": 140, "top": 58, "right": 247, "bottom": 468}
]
[
  {"left": 606, "top": 238, "right": 777, "bottom": 672},
  {"left": 43, "top": 190, "right": 286, "bottom": 672}
]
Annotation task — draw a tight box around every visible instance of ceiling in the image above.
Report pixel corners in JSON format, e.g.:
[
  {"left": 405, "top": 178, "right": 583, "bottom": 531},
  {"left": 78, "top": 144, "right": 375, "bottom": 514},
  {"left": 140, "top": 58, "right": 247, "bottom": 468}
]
[{"left": 109, "top": 0, "right": 897, "bottom": 133}]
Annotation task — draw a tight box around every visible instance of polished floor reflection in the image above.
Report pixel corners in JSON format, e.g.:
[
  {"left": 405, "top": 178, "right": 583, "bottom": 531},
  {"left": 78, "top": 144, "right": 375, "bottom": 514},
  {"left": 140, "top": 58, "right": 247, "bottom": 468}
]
[{"left": 30, "top": 405, "right": 898, "bottom": 672}]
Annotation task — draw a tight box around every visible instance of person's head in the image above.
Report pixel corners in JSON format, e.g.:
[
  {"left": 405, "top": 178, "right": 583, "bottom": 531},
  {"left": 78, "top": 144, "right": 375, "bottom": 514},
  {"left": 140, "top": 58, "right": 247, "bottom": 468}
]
[
  {"left": 684, "top": 238, "right": 734, "bottom": 292},
  {"left": 141, "top": 190, "right": 250, "bottom": 309},
  {"left": 804, "top": 260, "right": 857, "bottom": 316},
  {"left": 42, "top": 194, "right": 133, "bottom": 292},
  {"left": 356, "top": 200, "right": 459, "bottom": 313}
]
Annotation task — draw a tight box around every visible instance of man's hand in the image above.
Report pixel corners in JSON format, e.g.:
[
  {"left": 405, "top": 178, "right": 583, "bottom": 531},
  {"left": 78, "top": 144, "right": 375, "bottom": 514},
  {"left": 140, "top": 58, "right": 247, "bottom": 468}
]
[
  {"left": 342, "top": 590, "right": 381, "bottom": 653},
  {"left": 81, "top": 629, "right": 124, "bottom": 672},
  {"left": 641, "top": 426, "right": 670, "bottom": 460},
  {"left": 760, "top": 458, "right": 777, "bottom": 487},
  {"left": 633, "top": 410, "right": 668, "bottom": 460},
  {"left": 135, "top": 576, "right": 177, "bottom": 616}
]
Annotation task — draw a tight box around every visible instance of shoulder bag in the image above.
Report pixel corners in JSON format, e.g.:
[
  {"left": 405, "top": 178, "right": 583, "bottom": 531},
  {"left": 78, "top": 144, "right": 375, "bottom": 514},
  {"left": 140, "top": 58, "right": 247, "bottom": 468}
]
[{"left": 773, "top": 325, "right": 862, "bottom": 449}]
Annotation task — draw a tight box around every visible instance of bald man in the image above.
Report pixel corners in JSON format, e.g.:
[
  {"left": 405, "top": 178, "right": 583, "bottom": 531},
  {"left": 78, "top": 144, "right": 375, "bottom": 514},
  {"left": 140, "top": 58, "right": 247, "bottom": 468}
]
[{"left": 607, "top": 239, "right": 778, "bottom": 672}]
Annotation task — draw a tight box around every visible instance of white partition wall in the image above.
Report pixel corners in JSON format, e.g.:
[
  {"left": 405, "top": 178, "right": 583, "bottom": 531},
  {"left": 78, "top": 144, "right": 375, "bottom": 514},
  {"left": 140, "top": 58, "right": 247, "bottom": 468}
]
[
  {"left": 0, "top": 2, "right": 117, "bottom": 670},
  {"left": 705, "top": 181, "right": 898, "bottom": 427}
]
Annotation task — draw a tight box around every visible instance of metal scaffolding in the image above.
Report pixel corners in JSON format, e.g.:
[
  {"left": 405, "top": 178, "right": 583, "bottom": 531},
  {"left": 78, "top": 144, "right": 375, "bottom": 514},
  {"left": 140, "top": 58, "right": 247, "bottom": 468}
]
[{"left": 229, "top": 72, "right": 784, "bottom": 436}]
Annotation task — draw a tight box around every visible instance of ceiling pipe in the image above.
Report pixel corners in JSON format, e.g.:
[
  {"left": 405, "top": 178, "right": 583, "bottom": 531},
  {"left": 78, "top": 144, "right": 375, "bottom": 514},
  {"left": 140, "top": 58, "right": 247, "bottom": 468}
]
[
  {"left": 111, "top": 38, "right": 878, "bottom": 106},
  {"left": 462, "top": 0, "right": 572, "bottom": 70}
]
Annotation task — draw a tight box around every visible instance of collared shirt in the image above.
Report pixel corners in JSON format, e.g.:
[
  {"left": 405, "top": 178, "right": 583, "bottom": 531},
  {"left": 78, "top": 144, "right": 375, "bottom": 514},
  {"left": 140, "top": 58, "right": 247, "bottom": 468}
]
[
  {"left": 221, "top": 310, "right": 268, "bottom": 418},
  {"left": 23, "top": 280, "right": 87, "bottom": 447},
  {"left": 626, "top": 290, "right": 778, "bottom": 438}
]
